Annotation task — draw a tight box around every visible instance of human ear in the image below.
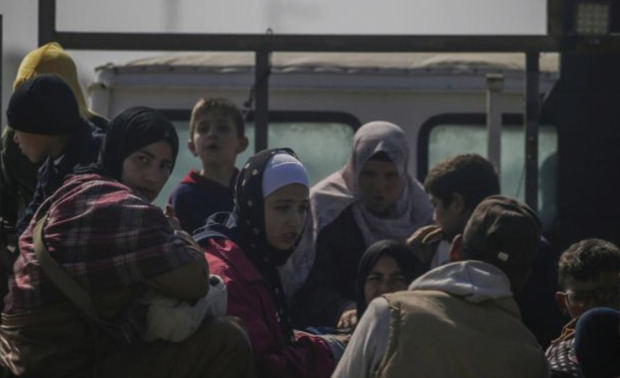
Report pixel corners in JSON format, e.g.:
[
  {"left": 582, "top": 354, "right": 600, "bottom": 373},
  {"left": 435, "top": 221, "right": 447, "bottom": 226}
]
[
  {"left": 451, "top": 193, "right": 466, "bottom": 214},
  {"left": 188, "top": 139, "right": 197, "bottom": 157},
  {"left": 449, "top": 234, "right": 463, "bottom": 262},
  {"left": 237, "top": 136, "right": 249, "bottom": 154},
  {"left": 555, "top": 291, "right": 569, "bottom": 315}
]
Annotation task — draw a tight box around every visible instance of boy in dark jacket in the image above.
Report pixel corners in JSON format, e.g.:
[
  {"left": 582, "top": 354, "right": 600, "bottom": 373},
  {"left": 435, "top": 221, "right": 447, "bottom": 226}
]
[
  {"left": 7, "top": 74, "right": 104, "bottom": 236},
  {"left": 409, "top": 153, "right": 565, "bottom": 348},
  {"left": 0, "top": 42, "right": 107, "bottom": 245},
  {"left": 168, "top": 98, "right": 248, "bottom": 234}
]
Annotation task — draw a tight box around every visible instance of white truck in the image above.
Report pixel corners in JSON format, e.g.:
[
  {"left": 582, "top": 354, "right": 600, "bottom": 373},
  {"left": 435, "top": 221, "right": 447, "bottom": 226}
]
[{"left": 89, "top": 51, "right": 559, "bottom": 226}]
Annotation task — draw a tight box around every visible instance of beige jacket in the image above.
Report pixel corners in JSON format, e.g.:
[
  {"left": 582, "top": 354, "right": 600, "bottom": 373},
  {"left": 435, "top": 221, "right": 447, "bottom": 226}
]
[{"left": 333, "top": 261, "right": 549, "bottom": 378}]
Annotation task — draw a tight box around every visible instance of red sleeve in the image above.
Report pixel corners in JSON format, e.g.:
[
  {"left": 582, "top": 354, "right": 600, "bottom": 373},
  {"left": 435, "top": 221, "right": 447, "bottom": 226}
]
[{"left": 212, "top": 254, "right": 335, "bottom": 378}]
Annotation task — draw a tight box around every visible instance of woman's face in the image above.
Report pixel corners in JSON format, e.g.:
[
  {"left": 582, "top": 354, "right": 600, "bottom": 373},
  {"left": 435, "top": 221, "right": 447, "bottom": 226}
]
[
  {"left": 364, "top": 255, "right": 409, "bottom": 305},
  {"left": 121, "top": 140, "right": 174, "bottom": 202},
  {"left": 358, "top": 159, "right": 401, "bottom": 216},
  {"left": 264, "top": 183, "right": 309, "bottom": 250}
]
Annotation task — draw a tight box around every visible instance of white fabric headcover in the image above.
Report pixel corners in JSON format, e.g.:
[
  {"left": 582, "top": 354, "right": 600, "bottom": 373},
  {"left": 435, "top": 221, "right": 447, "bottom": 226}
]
[{"left": 262, "top": 153, "right": 309, "bottom": 198}]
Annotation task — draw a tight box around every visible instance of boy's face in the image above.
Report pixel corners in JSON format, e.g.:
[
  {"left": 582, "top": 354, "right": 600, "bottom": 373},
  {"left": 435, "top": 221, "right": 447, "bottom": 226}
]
[
  {"left": 430, "top": 193, "right": 466, "bottom": 242},
  {"left": 13, "top": 130, "right": 52, "bottom": 163},
  {"left": 188, "top": 110, "right": 248, "bottom": 168},
  {"left": 557, "top": 271, "right": 620, "bottom": 319}
]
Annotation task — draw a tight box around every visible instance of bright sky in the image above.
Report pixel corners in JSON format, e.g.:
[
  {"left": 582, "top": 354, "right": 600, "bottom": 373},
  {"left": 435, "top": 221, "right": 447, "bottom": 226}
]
[{"left": 0, "top": 0, "right": 546, "bottom": 124}]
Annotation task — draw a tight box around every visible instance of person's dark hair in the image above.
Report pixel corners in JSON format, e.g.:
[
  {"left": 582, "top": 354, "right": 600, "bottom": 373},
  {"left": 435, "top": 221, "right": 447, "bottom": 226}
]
[
  {"left": 424, "top": 154, "right": 500, "bottom": 211},
  {"left": 558, "top": 239, "right": 620, "bottom": 289},
  {"left": 100, "top": 106, "right": 179, "bottom": 180},
  {"left": 189, "top": 97, "right": 245, "bottom": 138}
]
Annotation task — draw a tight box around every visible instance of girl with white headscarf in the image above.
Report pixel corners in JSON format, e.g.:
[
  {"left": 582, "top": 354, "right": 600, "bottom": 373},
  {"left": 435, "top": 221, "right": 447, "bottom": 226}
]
[{"left": 285, "top": 121, "right": 433, "bottom": 328}]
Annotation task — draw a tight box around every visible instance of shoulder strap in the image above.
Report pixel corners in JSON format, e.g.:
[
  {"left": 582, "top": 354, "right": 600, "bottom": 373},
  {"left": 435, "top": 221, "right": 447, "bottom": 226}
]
[{"left": 32, "top": 209, "right": 101, "bottom": 322}]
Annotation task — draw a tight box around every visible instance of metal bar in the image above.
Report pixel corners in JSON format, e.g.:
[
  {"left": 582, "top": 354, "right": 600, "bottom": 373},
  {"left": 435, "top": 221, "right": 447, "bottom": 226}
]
[
  {"left": 38, "top": 0, "right": 620, "bottom": 53},
  {"left": 254, "top": 51, "right": 270, "bottom": 152},
  {"left": 525, "top": 52, "right": 540, "bottom": 211},
  {"left": 50, "top": 32, "right": 569, "bottom": 52},
  {"left": 0, "top": 15, "right": 3, "bottom": 128},
  {"left": 486, "top": 74, "right": 504, "bottom": 176},
  {"left": 38, "top": 0, "right": 56, "bottom": 46}
]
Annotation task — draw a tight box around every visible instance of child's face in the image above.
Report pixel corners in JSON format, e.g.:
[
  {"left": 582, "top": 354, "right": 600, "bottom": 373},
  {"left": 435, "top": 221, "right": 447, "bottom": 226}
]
[
  {"left": 364, "top": 255, "right": 408, "bottom": 305},
  {"left": 189, "top": 110, "right": 248, "bottom": 168},
  {"left": 557, "top": 271, "right": 620, "bottom": 319},
  {"left": 13, "top": 130, "right": 52, "bottom": 163},
  {"left": 430, "top": 193, "right": 465, "bottom": 242},
  {"left": 121, "top": 140, "right": 174, "bottom": 202},
  {"left": 264, "top": 183, "right": 309, "bottom": 251}
]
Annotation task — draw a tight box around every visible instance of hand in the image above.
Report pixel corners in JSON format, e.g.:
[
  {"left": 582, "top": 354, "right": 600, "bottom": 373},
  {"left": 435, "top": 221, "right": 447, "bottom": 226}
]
[
  {"left": 329, "top": 333, "right": 351, "bottom": 346},
  {"left": 406, "top": 225, "right": 443, "bottom": 264},
  {"left": 164, "top": 205, "right": 182, "bottom": 231},
  {"left": 337, "top": 308, "right": 358, "bottom": 329}
]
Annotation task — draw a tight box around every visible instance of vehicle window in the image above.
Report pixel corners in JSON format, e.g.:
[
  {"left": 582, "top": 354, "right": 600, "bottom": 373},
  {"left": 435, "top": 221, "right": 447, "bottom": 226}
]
[
  {"left": 154, "top": 120, "right": 355, "bottom": 207},
  {"left": 427, "top": 123, "right": 558, "bottom": 230}
]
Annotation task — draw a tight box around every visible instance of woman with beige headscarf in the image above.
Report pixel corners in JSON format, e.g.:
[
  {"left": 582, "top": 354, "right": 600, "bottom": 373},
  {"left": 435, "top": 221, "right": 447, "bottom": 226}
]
[{"left": 283, "top": 121, "right": 433, "bottom": 329}]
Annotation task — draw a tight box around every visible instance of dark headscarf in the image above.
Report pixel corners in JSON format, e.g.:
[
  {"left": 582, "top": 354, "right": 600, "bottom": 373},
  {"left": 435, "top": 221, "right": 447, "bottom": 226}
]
[
  {"left": 195, "top": 148, "right": 305, "bottom": 341},
  {"left": 80, "top": 106, "right": 178, "bottom": 180},
  {"left": 356, "top": 239, "right": 420, "bottom": 317}
]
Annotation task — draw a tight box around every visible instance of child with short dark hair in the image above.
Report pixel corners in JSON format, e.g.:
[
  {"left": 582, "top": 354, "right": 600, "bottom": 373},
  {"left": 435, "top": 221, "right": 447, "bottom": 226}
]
[
  {"left": 168, "top": 97, "right": 248, "bottom": 234},
  {"left": 410, "top": 153, "right": 564, "bottom": 348},
  {"left": 7, "top": 74, "right": 104, "bottom": 236},
  {"left": 547, "top": 238, "right": 620, "bottom": 378}
]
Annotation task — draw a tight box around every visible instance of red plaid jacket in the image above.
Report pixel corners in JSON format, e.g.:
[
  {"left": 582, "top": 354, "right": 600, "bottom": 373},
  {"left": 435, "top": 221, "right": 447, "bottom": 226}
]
[{"left": 4, "top": 173, "right": 196, "bottom": 313}]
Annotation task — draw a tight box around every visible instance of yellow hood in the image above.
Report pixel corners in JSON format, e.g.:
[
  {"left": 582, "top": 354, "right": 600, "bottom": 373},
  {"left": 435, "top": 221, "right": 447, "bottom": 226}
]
[{"left": 13, "top": 42, "right": 97, "bottom": 120}]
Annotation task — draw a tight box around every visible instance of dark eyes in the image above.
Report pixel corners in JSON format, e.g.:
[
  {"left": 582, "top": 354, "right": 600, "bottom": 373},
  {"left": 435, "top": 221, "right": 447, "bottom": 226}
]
[
  {"left": 197, "top": 123, "right": 232, "bottom": 134},
  {"left": 136, "top": 155, "right": 150, "bottom": 164},
  {"left": 161, "top": 162, "right": 173, "bottom": 172}
]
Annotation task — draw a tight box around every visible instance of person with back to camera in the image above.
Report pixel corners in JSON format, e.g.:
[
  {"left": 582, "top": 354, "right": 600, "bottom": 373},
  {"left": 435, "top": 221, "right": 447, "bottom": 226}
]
[
  {"left": 409, "top": 153, "right": 565, "bottom": 348},
  {"left": 334, "top": 195, "right": 549, "bottom": 378},
  {"left": 286, "top": 121, "right": 433, "bottom": 330}
]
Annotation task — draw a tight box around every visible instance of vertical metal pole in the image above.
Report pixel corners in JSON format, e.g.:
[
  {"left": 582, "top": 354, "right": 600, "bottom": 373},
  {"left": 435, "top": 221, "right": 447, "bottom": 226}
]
[
  {"left": 486, "top": 73, "right": 504, "bottom": 175},
  {"left": 38, "top": 0, "right": 56, "bottom": 46},
  {"left": 525, "top": 52, "right": 540, "bottom": 211},
  {"left": 0, "top": 15, "right": 3, "bottom": 129},
  {"left": 254, "top": 50, "right": 270, "bottom": 152}
]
